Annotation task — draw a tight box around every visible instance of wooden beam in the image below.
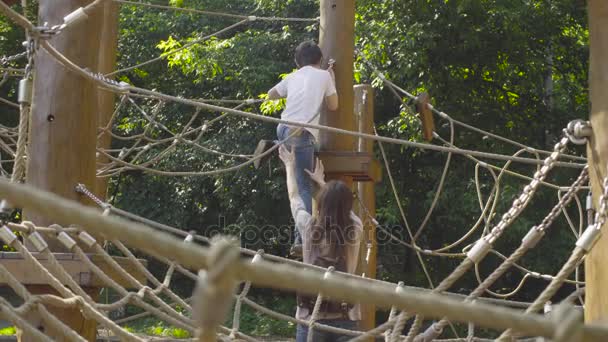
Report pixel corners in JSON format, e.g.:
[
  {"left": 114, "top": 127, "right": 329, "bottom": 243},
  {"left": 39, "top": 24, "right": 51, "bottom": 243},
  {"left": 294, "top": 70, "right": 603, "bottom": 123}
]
[
  {"left": 316, "top": 151, "right": 381, "bottom": 182},
  {"left": 585, "top": 0, "right": 608, "bottom": 325}
]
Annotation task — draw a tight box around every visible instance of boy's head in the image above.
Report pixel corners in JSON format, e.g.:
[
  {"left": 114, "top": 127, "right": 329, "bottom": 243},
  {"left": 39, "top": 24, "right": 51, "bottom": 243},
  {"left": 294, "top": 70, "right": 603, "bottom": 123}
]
[{"left": 294, "top": 41, "right": 323, "bottom": 68}]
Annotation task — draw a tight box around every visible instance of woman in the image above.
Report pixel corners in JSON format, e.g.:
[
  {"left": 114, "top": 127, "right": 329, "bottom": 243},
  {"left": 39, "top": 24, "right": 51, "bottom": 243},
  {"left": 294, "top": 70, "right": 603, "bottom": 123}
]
[{"left": 279, "top": 145, "right": 363, "bottom": 342}]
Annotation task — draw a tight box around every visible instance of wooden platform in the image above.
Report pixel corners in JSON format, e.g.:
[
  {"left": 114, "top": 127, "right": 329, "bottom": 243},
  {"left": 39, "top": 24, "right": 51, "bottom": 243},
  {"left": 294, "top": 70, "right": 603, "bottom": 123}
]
[
  {"left": 0, "top": 252, "right": 147, "bottom": 288},
  {"left": 317, "top": 151, "right": 381, "bottom": 182}
]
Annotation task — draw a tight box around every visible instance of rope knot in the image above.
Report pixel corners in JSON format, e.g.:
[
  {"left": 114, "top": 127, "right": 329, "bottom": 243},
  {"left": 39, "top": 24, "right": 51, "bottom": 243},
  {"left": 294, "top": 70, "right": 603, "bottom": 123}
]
[
  {"left": 192, "top": 236, "right": 240, "bottom": 339},
  {"left": 551, "top": 303, "right": 583, "bottom": 342}
]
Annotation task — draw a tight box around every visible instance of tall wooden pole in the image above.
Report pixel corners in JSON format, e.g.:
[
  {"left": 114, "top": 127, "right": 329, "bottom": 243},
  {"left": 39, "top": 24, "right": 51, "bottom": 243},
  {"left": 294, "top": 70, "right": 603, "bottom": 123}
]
[
  {"left": 585, "top": 0, "right": 608, "bottom": 324},
  {"left": 318, "top": 0, "right": 356, "bottom": 155},
  {"left": 22, "top": 1, "right": 103, "bottom": 340},
  {"left": 27, "top": 0, "right": 101, "bottom": 238},
  {"left": 354, "top": 84, "right": 377, "bottom": 335},
  {"left": 318, "top": 0, "right": 379, "bottom": 333},
  {"left": 95, "top": 0, "right": 120, "bottom": 199}
]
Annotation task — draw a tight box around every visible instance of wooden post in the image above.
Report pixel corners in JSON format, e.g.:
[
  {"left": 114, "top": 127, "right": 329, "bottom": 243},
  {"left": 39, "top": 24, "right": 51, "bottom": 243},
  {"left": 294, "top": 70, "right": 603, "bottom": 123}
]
[
  {"left": 585, "top": 0, "right": 608, "bottom": 325},
  {"left": 95, "top": 0, "right": 120, "bottom": 199},
  {"left": 318, "top": 2, "right": 380, "bottom": 334},
  {"left": 318, "top": 0, "right": 356, "bottom": 155},
  {"left": 354, "top": 84, "right": 377, "bottom": 335},
  {"left": 22, "top": 1, "right": 103, "bottom": 340},
  {"left": 26, "top": 0, "right": 101, "bottom": 243}
]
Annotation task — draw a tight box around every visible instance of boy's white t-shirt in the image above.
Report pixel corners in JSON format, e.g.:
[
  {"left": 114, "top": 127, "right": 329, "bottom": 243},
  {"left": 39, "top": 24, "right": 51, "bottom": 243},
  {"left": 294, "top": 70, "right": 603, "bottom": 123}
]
[{"left": 274, "top": 66, "right": 337, "bottom": 142}]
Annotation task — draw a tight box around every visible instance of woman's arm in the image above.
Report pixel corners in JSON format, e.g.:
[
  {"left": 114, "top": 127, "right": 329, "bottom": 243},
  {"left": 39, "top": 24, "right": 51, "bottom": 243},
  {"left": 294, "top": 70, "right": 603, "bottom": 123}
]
[{"left": 305, "top": 158, "right": 326, "bottom": 198}]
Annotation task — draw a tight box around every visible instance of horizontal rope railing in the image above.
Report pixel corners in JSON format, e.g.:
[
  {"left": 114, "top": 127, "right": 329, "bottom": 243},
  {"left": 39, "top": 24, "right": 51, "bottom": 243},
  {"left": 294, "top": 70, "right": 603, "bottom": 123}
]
[{"left": 1, "top": 179, "right": 607, "bottom": 341}]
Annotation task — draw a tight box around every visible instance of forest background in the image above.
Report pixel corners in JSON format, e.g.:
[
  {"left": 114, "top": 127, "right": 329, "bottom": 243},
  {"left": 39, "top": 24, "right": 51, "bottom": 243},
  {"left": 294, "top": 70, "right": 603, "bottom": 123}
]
[{"left": 0, "top": 0, "right": 591, "bottom": 338}]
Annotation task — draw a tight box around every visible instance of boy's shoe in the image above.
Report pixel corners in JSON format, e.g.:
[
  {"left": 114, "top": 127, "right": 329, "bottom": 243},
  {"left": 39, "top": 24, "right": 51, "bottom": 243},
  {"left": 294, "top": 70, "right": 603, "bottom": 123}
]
[
  {"left": 253, "top": 140, "right": 274, "bottom": 169},
  {"left": 289, "top": 243, "right": 303, "bottom": 260}
]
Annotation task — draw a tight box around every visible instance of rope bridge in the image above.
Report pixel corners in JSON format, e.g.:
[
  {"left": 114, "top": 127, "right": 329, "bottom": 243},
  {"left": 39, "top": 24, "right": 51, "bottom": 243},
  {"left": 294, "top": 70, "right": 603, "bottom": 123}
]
[{"left": 0, "top": 0, "right": 604, "bottom": 341}]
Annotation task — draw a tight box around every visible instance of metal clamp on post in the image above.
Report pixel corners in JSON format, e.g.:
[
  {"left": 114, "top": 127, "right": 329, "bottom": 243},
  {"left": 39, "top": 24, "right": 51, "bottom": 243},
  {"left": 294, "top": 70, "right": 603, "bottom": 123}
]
[
  {"left": 0, "top": 226, "right": 17, "bottom": 246},
  {"left": 57, "top": 231, "right": 77, "bottom": 251},
  {"left": 78, "top": 231, "right": 97, "bottom": 248},
  {"left": 18, "top": 77, "right": 32, "bottom": 104},
  {"left": 0, "top": 200, "right": 13, "bottom": 222},
  {"left": 587, "top": 192, "right": 594, "bottom": 211},
  {"left": 466, "top": 236, "right": 492, "bottom": 263},
  {"left": 28, "top": 231, "right": 49, "bottom": 252},
  {"left": 575, "top": 225, "right": 602, "bottom": 253},
  {"left": 63, "top": 7, "right": 88, "bottom": 28},
  {"left": 521, "top": 226, "right": 545, "bottom": 249}
]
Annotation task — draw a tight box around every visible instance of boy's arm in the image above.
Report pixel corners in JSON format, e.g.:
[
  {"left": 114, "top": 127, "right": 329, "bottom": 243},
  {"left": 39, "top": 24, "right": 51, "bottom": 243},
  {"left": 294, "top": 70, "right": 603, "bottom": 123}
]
[
  {"left": 325, "top": 65, "right": 339, "bottom": 111},
  {"left": 325, "top": 94, "right": 339, "bottom": 111},
  {"left": 267, "top": 87, "right": 284, "bottom": 100},
  {"left": 268, "top": 76, "right": 289, "bottom": 100}
]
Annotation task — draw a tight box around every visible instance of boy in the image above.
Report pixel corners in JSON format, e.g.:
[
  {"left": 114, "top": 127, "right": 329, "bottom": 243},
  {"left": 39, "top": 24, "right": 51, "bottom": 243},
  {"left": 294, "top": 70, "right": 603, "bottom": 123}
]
[{"left": 254, "top": 41, "right": 338, "bottom": 254}]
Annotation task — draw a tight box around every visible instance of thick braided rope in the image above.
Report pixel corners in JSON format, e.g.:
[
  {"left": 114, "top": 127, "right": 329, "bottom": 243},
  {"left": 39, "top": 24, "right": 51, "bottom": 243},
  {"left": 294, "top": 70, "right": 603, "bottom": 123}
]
[
  {"left": 110, "top": 239, "right": 192, "bottom": 313},
  {"left": 389, "top": 310, "right": 410, "bottom": 341},
  {"left": 306, "top": 293, "right": 325, "bottom": 342},
  {"left": 423, "top": 168, "right": 589, "bottom": 339},
  {"left": 229, "top": 281, "right": 251, "bottom": 338},
  {"left": 10, "top": 102, "right": 29, "bottom": 182},
  {"left": 0, "top": 263, "right": 86, "bottom": 342},
  {"left": 498, "top": 169, "right": 608, "bottom": 340},
  {"left": 348, "top": 318, "right": 396, "bottom": 342},
  {"left": 68, "top": 242, "right": 196, "bottom": 333},
  {"left": 10, "top": 226, "right": 143, "bottom": 340},
  {"left": 89, "top": 241, "right": 193, "bottom": 320},
  {"left": 0, "top": 300, "right": 52, "bottom": 341},
  {"left": 496, "top": 247, "right": 586, "bottom": 341},
  {"left": 230, "top": 251, "right": 263, "bottom": 339},
  {"left": 6, "top": 181, "right": 608, "bottom": 340},
  {"left": 156, "top": 252, "right": 367, "bottom": 338},
  {"left": 405, "top": 316, "right": 423, "bottom": 342},
  {"left": 405, "top": 137, "right": 569, "bottom": 338}
]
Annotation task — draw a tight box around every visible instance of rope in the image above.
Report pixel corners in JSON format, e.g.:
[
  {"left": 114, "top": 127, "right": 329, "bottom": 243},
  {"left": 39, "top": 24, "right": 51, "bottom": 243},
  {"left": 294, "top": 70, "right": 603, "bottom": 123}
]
[
  {"left": 113, "top": 0, "right": 319, "bottom": 22},
  {"left": 418, "top": 168, "right": 588, "bottom": 340},
  {"left": 355, "top": 48, "right": 586, "bottom": 163},
  {"left": 23, "top": 36, "right": 586, "bottom": 170},
  {"left": 5, "top": 180, "right": 608, "bottom": 341}
]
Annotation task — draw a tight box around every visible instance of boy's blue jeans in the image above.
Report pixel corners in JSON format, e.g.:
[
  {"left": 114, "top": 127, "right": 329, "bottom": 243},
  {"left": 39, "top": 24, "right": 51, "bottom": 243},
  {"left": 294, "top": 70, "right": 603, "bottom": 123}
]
[{"left": 277, "top": 124, "right": 314, "bottom": 244}]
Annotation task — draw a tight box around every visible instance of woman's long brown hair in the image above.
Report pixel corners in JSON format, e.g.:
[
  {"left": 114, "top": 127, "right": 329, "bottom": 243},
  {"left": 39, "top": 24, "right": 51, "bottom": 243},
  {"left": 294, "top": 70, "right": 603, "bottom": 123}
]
[{"left": 311, "top": 180, "right": 356, "bottom": 261}]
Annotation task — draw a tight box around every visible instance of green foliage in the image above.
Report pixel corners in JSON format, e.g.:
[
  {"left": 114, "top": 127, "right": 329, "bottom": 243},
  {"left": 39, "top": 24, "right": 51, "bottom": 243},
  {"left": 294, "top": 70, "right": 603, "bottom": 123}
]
[
  {"left": 0, "top": 0, "right": 593, "bottom": 338},
  {"left": 124, "top": 317, "right": 191, "bottom": 339},
  {"left": 0, "top": 327, "right": 16, "bottom": 336}
]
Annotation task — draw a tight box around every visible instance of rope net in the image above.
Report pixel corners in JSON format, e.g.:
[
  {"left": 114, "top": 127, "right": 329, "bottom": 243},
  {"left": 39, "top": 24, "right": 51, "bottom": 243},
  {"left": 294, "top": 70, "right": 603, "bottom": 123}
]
[{"left": 0, "top": 1, "right": 602, "bottom": 341}]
